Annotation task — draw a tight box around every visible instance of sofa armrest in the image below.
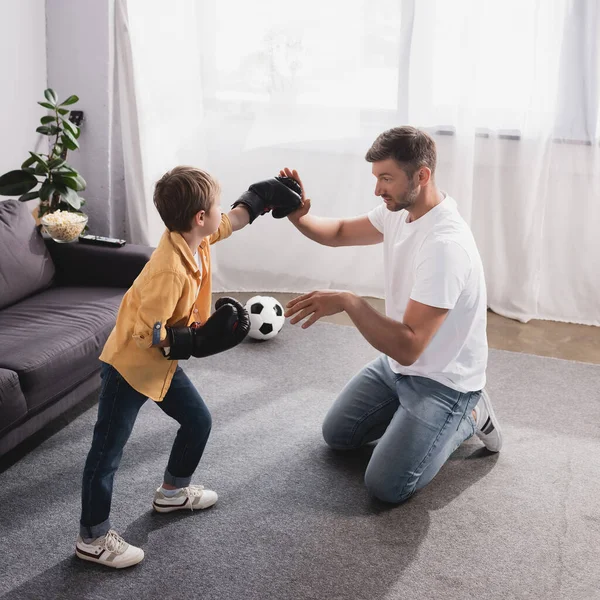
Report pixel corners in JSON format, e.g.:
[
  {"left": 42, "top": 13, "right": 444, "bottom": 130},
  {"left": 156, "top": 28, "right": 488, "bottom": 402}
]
[{"left": 44, "top": 237, "right": 154, "bottom": 288}]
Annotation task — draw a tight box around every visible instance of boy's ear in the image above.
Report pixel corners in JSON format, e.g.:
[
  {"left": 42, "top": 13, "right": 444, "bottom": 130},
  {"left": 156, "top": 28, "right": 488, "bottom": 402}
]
[{"left": 195, "top": 210, "right": 205, "bottom": 225}]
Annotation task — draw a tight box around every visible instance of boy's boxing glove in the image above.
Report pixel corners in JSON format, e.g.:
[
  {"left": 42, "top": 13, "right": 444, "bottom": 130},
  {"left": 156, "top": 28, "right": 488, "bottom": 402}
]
[
  {"left": 166, "top": 297, "right": 250, "bottom": 360},
  {"left": 231, "top": 176, "right": 302, "bottom": 223}
]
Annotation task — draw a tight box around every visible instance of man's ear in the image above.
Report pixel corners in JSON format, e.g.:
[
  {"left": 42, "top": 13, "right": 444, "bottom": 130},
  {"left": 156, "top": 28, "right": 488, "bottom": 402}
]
[{"left": 417, "top": 166, "right": 432, "bottom": 186}]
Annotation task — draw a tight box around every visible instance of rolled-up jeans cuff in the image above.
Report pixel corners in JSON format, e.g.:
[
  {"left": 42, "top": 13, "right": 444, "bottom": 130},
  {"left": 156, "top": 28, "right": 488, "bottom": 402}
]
[
  {"left": 163, "top": 469, "right": 192, "bottom": 489},
  {"left": 79, "top": 518, "right": 111, "bottom": 540}
]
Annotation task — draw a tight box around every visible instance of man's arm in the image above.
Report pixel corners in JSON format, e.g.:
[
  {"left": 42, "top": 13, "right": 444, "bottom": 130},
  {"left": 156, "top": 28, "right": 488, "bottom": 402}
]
[
  {"left": 290, "top": 212, "right": 383, "bottom": 247},
  {"left": 344, "top": 295, "right": 448, "bottom": 366},
  {"left": 280, "top": 167, "right": 383, "bottom": 247},
  {"left": 285, "top": 290, "right": 448, "bottom": 366}
]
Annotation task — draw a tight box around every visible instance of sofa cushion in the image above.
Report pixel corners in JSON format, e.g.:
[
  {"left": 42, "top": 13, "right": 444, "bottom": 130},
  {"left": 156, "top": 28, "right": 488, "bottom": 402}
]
[
  {"left": 0, "top": 286, "right": 125, "bottom": 411},
  {"left": 0, "top": 200, "right": 55, "bottom": 310},
  {"left": 0, "top": 368, "right": 28, "bottom": 435}
]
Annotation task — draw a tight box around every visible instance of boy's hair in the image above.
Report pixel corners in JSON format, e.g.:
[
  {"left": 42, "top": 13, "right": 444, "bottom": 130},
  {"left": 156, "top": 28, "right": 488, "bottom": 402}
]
[
  {"left": 153, "top": 166, "right": 220, "bottom": 232},
  {"left": 365, "top": 126, "right": 437, "bottom": 178}
]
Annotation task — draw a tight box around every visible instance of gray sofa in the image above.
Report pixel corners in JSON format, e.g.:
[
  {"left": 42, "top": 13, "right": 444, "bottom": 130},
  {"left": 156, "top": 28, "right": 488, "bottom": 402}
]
[{"left": 0, "top": 200, "right": 153, "bottom": 458}]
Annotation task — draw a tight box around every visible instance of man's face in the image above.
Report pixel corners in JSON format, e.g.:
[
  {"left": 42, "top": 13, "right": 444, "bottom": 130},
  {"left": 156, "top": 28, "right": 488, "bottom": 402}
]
[{"left": 372, "top": 158, "right": 419, "bottom": 212}]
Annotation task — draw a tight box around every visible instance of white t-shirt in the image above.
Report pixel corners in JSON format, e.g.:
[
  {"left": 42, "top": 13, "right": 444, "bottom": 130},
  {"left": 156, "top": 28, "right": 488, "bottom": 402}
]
[{"left": 367, "top": 194, "right": 488, "bottom": 392}]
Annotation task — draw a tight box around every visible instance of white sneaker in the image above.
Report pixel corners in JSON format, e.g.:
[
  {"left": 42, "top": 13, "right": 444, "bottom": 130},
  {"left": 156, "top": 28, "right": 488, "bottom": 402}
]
[
  {"left": 152, "top": 484, "right": 218, "bottom": 513},
  {"left": 75, "top": 530, "right": 144, "bottom": 569},
  {"left": 474, "top": 389, "right": 503, "bottom": 452}
]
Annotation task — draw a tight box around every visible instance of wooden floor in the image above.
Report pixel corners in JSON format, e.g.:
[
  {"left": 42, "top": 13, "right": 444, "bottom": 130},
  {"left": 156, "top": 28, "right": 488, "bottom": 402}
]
[{"left": 214, "top": 292, "right": 600, "bottom": 366}]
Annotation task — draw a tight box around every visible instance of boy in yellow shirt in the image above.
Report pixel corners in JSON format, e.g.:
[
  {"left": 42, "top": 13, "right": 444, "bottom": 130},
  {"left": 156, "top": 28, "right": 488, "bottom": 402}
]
[{"left": 76, "top": 166, "right": 301, "bottom": 568}]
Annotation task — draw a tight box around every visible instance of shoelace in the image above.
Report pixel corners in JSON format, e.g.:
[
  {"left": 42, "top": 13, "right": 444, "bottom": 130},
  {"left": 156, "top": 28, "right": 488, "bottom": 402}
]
[
  {"left": 183, "top": 485, "right": 205, "bottom": 510},
  {"left": 102, "top": 530, "right": 127, "bottom": 554}
]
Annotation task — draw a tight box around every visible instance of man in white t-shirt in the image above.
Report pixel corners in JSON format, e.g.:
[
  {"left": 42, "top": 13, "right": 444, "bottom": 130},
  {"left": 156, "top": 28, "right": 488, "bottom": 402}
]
[{"left": 283, "top": 126, "right": 502, "bottom": 504}]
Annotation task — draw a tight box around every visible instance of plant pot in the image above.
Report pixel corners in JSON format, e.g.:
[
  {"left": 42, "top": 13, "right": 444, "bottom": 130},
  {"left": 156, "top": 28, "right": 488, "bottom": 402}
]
[{"left": 40, "top": 211, "right": 88, "bottom": 243}]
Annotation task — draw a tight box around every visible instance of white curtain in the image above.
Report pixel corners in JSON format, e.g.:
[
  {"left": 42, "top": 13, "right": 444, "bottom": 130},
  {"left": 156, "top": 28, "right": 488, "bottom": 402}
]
[{"left": 116, "top": 0, "right": 600, "bottom": 326}]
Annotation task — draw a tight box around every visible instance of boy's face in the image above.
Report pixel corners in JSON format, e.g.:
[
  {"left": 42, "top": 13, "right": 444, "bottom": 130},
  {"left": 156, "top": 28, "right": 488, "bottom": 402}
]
[{"left": 199, "top": 195, "right": 222, "bottom": 236}]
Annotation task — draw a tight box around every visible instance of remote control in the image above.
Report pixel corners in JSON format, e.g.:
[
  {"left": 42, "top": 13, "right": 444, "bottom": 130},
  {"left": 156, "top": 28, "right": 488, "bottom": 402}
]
[{"left": 79, "top": 234, "right": 127, "bottom": 248}]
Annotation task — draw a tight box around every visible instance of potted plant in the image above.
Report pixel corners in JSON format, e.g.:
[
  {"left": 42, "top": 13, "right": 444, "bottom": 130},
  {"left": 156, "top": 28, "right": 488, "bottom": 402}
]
[{"left": 0, "top": 88, "right": 87, "bottom": 242}]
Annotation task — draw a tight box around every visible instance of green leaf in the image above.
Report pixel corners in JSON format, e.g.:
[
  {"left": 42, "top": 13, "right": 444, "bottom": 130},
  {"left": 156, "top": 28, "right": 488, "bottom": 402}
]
[
  {"left": 54, "top": 173, "right": 86, "bottom": 191},
  {"left": 22, "top": 167, "right": 36, "bottom": 175},
  {"left": 19, "top": 190, "right": 40, "bottom": 202},
  {"left": 36, "top": 125, "right": 59, "bottom": 136},
  {"left": 56, "top": 167, "right": 76, "bottom": 175},
  {"left": 40, "top": 115, "right": 56, "bottom": 124},
  {"left": 53, "top": 174, "right": 77, "bottom": 190},
  {"left": 60, "top": 186, "right": 82, "bottom": 209},
  {"left": 61, "top": 118, "right": 78, "bottom": 137},
  {"left": 0, "top": 170, "right": 39, "bottom": 196},
  {"left": 58, "top": 108, "right": 70, "bottom": 115},
  {"left": 44, "top": 89, "right": 58, "bottom": 106},
  {"left": 29, "top": 151, "right": 48, "bottom": 167},
  {"left": 21, "top": 155, "right": 37, "bottom": 169},
  {"left": 29, "top": 152, "right": 49, "bottom": 174},
  {"left": 39, "top": 180, "right": 56, "bottom": 201},
  {"left": 38, "top": 101, "right": 55, "bottom": 110},
  {"left": 73, "top": 174, "right": 86, "bottom": 190},
  {"left": 48, "top": 158, "right": 66, "bottom": 170},
  {"left": 62, "top": 130, "right": 79, "bottom": 151},
  {"left": 51, "top": 143, "right": 63, "bottom": 157},
  {"left": 60, "top": 95, "right": 79, "bottom": 106}
]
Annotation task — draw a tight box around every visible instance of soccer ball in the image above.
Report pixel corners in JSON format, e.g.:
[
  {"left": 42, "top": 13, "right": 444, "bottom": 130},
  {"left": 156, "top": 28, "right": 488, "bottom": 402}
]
[{"left": 245, "top": 295, "right": 285, "bottom": 340}]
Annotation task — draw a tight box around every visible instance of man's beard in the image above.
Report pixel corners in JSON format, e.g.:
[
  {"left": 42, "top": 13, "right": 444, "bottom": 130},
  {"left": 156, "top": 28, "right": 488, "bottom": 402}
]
[{"left": 385, "top": 182, "right": 419, "bottom": 212}]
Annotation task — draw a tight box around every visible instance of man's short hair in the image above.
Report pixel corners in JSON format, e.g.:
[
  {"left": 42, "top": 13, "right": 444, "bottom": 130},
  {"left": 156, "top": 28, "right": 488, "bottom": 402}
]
[
  {"left": 153, "top": 166, "right": 220, "bottom": 232},
  {"left": 365, "top": 126, "right": 437, "bottom": 177}
]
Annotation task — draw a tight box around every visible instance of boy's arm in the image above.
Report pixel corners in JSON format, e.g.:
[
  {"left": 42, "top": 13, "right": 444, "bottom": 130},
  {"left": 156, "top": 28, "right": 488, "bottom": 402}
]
[
  {"left": 133, "top": 271, "right": 184, "bottom": 349},
  {"left": 208, "top": 210, "right": 248, "bottom": 246},
  {"left": 152, "top": 338, "right": 171, "bottom": 348},
  {"left": 227, "top": 205, "right": 251, "bottom": 232}
]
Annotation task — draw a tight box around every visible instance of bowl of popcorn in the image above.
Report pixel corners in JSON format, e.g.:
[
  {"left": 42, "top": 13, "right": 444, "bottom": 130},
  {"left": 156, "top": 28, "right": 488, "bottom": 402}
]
[{"left": 40, "top": 210, "right": 88, "bottom": 243}]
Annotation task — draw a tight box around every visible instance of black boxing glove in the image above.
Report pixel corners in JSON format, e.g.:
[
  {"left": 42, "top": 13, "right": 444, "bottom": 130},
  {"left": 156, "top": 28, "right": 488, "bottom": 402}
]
[
  {"left": 231, "top": 176, "right": 302, "bottom": 223},
  {"left": 165, "top": 297, "right": 250, "bottom": 360}
]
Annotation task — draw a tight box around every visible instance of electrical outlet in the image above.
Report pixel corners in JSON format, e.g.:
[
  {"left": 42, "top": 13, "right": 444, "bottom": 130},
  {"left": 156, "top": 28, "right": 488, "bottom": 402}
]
[{"left": 69, "top": 111, "right": 84, "bottom": 127}]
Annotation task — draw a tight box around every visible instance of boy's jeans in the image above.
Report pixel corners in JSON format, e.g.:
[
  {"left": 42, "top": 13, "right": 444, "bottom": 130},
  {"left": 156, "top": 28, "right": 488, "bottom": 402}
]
[
  {"left": 322, "top": 355, "right": 480, "bottom": 503},
  {"left": 80, "top": 362, "right": 211, "bottom": 539}
]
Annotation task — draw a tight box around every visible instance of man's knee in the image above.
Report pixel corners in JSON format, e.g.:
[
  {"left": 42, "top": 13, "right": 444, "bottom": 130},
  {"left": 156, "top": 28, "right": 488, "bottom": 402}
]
[
  {"left": 321, "top": 414, "right": 357, "bottom": 450},
  {"left": 364, "top": 465, "right": 414, "bottom": 504}
]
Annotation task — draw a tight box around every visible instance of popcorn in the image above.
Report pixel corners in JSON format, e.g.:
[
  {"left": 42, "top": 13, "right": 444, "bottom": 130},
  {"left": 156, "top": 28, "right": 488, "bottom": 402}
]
[{"left": 41, "top": 210, "right": 87, "bottom": 242}]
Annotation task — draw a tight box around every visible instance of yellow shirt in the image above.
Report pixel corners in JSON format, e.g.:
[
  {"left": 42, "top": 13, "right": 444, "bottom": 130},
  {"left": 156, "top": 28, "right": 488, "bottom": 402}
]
[{"left": 99, "top": 214, "right": 232, "bottom": 401}]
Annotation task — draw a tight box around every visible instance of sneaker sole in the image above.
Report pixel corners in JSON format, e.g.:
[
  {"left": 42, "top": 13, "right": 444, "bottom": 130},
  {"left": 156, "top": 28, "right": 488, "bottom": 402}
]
[
  {"left": 477, "top": 389, "right": 503, "bottom": 452},
  {"left": 75, "top": 548, "right": 144, "bottom": 569},
  {"left": 152, "top": 498, "right": 217, "bottom": 513}
]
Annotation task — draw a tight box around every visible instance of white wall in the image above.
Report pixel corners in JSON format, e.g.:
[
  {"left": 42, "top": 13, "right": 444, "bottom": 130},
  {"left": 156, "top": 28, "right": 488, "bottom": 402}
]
[
  {"left": 46, "top": 0, "right": 126, "bottom": 238},
  {"left": 0, "top": 0, "right": 47, "bottom": 179}
]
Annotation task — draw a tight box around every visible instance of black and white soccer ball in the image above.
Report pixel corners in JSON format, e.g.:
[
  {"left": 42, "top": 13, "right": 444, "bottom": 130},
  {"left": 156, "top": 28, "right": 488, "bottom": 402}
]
[{"left": 245, "top": 295, "right": 285, "bottom": 340}]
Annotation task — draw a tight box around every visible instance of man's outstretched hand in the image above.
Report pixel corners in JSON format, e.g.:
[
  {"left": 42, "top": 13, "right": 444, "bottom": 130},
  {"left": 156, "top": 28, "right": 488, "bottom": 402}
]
[
  {"left": 284, "top": 290, "right": 349, "bottom": 329},
  {"left": 279, "top": 168, "right": 311, "bottom": 223},
  {"left": 231, "top": 175, "right": 302, "bottom": 223}
]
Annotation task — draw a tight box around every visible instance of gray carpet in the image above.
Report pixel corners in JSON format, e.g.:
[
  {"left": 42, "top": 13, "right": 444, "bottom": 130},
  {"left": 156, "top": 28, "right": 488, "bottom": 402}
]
[{"left": 1, "top": 321, "right": 599, "bottom": 600}]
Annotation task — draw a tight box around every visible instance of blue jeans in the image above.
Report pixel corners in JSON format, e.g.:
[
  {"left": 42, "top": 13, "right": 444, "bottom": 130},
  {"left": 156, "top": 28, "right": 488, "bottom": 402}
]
[
  {"left": 322, "top": 355, "right": 480, "bottom": 504},
  {"left": 80, "top": 362, "right": 212, "bottom": 539}
]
